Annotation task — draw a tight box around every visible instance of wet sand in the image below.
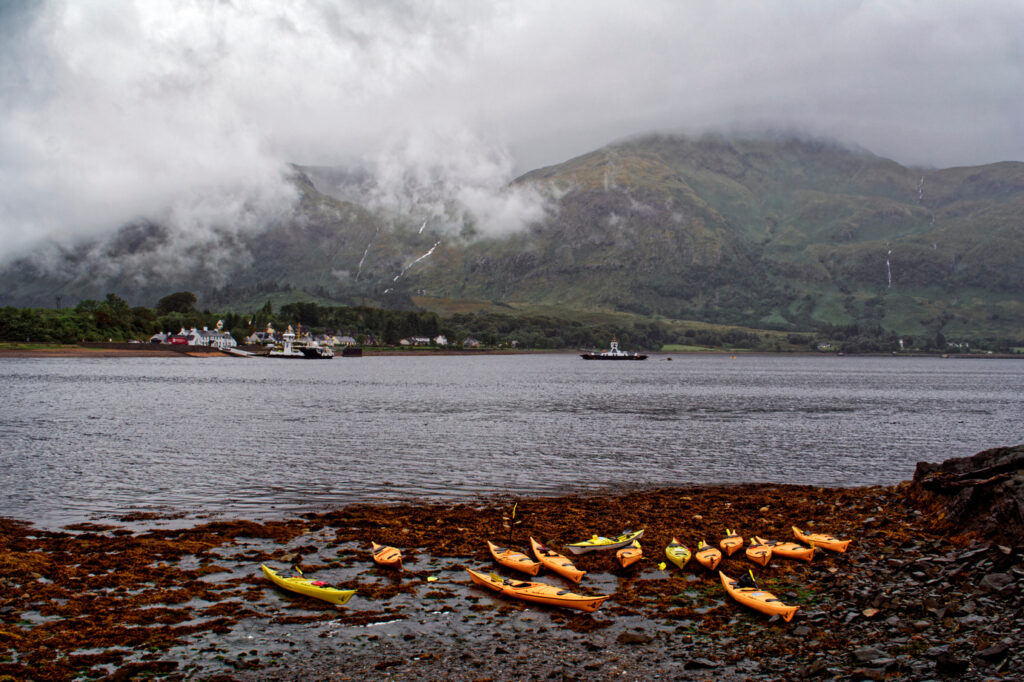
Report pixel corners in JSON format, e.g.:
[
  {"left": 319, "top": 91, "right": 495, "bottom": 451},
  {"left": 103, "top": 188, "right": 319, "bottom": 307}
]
[{"left": 1, "top": 483, "right": 1020, "bottom": 680}]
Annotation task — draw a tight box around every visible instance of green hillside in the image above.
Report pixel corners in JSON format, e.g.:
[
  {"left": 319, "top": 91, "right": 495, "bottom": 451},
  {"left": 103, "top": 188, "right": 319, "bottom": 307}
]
[{"left": 1, "top": 133, "right": 1022, "bottom": 341}]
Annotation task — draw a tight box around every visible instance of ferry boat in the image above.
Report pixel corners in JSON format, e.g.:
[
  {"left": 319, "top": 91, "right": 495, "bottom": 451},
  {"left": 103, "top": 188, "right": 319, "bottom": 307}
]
[
  {"left": 580, "top": 339, "right": 647, "bottom": 361},
  {"left": 267, "top": 326, "right": 334, "bottom": 359}
]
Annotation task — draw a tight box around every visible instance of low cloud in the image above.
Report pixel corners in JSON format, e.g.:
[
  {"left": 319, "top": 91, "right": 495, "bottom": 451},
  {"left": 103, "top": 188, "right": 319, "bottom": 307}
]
[
  {"left": 2, "top": 1, "right": 1022, "bottom": 264},
  {"left": 365, "top": 128, "right": 549, "bottom": 237}
]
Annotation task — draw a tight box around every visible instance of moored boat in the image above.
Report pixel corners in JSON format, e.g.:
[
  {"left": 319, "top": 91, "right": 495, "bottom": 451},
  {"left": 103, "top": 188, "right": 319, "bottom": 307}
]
[
  {"left": 488, "top": 540, "right": 541, "bottom": 576},
  {"left": 371, "top": 541, "right": 403, "bottom": 568},
  {"left": 267, "top": 326, "right": 333, "bottom": 359},
  {"left": 268, "top": 325, "right": 335, "bottom": 358},
  {"left": 616, "top": 540, "right": 643, "bottom": 568},
  {"left": 530, "top": 537, "right": 585, "bottom": 583},
  {"left": 665, "top": 537, "right": 691, "bottom": 569},
  {"left": 720, "top": 529, "right": 743, "bottom": 556},
  {"left": 261, "top": 564, "right": 355, "bottom": 605},
  {"left": 580, "top": 338, "right": 648, "bottom": 360},
  {"left": 720, "top": 571, "right": 798, "bottom": 622},
  {"left": 466, "top": 569, "right": 609, "bottom": 612},
  {"left": 792, "top": 526, "right": 851, "bottom": 553},
  {"left": 745, "top": 538, "right": 773, "bottom": 567},
  {"left": 694, "top": 540, "right": 722, "bottom": 571},
  {"left": 754, "top": 536, "right": 814, "bottom": 562},
  {"left": 566, "top": 529, "right": 644, "bottom": 554},
  {"left": 299, "top": 341, "right": 334, "bottom": 359}
]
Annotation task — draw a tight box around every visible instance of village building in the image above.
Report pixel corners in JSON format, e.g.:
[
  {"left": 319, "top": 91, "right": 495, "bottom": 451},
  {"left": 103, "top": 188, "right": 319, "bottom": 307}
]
[
  {"left": 400, "top": 336, "right": 432, "bottom": 346},
  {"left": 187, "top": 327, "right": 237, "bottom": 349},
  {"left": 150, "top": 327, "right": 237, "bottom": 349},
  {"left": 245, "top": 330, "right": 278, "bottom": 345}
]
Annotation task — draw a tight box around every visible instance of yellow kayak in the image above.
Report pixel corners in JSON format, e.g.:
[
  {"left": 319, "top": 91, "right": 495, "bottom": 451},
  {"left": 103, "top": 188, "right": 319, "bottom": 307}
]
[
  {"left": 665, "top": 537, "right": 691, "bottom": 569},
  {"left": 466, "top": 569, "right": 609, "bottom": 612},
  {"left": 566, "top": 529, "right": 644, "bottom": 555},
  {"left": 261, "top": 564, "right": 355, "bottom": 605},
  {"left": 720, "top": 571, "right": 798, "bottom": 622},
  {"left": 793, "top": 526, "right": 851, "bottom": 553}
]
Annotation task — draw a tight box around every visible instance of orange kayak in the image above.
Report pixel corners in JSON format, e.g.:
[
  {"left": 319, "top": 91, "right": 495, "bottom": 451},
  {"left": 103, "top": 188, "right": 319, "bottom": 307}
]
[
  {"left": 792, "top": 526, "right": 850, "bottom": 553},
  {"left": 754, "top": 536, "right": 814, "bottom": 562},
  {"left": 371, "top": 541, "right": 402, "bottom": 568},
  {"left": 488, "top": 540, "right": 541, "bottom": 576},
  {"left": 530, "top": 537, "right": 586, "bottom": 583},
  {"left": 694, "top": 540, "right": 722, "bottom": 571},
  {"left": 616, "top": 540, "right": 643, "bottom": 568},
  {"left": 720, "top": 571, "right": 798, "bottom": 622},
  {"left": 720, "top": 530, "right": 743, "bottom": 556},
  {"left": 466, "top": 569, "right": 609, "bottom": 612},
  {"left": 745, "top": 539, "right": 772, "bottom": 567}
]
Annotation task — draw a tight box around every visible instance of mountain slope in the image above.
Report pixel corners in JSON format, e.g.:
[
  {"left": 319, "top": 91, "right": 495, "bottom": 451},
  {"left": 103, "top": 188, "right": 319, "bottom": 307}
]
[{"left": 1, "top": 134, "right": 1021, "bottom": 340}]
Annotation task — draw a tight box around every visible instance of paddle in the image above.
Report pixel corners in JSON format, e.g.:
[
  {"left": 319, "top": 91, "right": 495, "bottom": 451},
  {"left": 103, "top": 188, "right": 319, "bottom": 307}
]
[{"left": 502, "top": 500, "right": 522, "bottom": 549}]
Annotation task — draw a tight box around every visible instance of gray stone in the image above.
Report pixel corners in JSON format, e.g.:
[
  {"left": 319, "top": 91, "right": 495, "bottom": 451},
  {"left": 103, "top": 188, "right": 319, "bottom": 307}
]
[
  {"left": 976, "top": 639, "right": 1012, "bottom": 662},
  {"left": 683, "top": 657, "right": 719, "bottom": 669},
  {"left": 935, "top": 651, "right": 969, "bottom": 676},
  {"left": 616, "top": 631, "right": 653, "bottom": 645},
  {"left": 979, "top": 572, "right": 1014, "bottom": 593},
  {"left": 853, "top": 646, "right": 887, "bottom": 663}
]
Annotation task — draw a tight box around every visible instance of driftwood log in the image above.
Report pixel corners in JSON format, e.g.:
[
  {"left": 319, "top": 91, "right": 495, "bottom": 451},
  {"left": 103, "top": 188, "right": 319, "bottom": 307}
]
[{"left": 911, "top": 444, "right": 1024, "bottom": 543}]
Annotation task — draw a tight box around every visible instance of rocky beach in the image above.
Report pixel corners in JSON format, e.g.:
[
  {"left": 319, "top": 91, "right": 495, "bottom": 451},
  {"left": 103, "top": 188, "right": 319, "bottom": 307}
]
[{"left": 1, "top": 446, "right": 1021, "bottom": 681}]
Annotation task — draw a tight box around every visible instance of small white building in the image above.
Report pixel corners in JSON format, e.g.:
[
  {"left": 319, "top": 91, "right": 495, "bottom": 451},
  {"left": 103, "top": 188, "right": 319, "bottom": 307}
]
[
  {"left": 401, "top": 336, "right": 432, "bottom": 346},
  {"left": 185, "top": 326, "right": 237, "bottom": 349}
]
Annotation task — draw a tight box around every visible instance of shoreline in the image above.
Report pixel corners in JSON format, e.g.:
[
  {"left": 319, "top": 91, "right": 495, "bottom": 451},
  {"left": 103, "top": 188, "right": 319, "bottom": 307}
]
[
  {"left": 0, "top": 343, "right": 1019, "bottom": 359},
  {"left": 1, "top": 482, "right": 1019, "bottom": 680}
]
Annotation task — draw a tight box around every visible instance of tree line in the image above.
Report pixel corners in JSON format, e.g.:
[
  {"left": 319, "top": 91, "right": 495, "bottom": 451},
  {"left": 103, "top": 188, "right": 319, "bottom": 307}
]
[
  {"left": 2, "top": 292, "right": 1020, "bottom": 353},
  {"left": 0, "top": 293, "right": 671, "bottom": 350}
]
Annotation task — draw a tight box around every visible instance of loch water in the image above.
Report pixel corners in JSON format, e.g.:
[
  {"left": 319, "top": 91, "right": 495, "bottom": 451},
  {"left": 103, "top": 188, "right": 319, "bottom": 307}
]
[{"left": 1, "top": 353, "right": 1022, "bottom": 529}]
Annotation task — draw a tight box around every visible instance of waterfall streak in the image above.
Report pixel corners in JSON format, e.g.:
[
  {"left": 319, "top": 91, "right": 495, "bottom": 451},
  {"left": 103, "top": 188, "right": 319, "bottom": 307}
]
[{"left": 393, "top": 240, "right": 442, "bottom": 283}]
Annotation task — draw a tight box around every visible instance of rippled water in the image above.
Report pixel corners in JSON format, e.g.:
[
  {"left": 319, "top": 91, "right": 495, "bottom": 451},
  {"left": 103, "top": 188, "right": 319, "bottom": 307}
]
[{"left": 2, "top": 354, "right": 1022, "bottom": 528}]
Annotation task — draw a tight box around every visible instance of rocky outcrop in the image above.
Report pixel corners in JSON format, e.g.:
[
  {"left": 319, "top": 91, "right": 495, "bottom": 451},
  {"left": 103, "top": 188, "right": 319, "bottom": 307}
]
[{"left": 912, "top": 444, "right": 1024, "bottom": 543}]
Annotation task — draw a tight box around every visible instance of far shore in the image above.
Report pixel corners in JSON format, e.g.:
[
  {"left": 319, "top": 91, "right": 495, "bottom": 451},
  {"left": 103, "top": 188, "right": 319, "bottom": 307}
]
[{"left": 0, "top": 342, "right": 1020, "bottom": 359}]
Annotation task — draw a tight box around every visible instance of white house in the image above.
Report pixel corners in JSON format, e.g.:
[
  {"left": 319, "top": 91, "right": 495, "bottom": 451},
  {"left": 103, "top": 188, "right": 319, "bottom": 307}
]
[
  {"left": 185, "top": 326, "right": 237, "bottom": 349},
  {"left": 400, "top": 336, "right": 432, "bottom": 346}
]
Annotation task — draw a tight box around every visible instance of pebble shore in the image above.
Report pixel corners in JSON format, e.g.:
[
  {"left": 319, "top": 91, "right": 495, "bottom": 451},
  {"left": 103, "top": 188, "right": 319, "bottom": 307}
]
[{"left": 1, "top": 482, "right": 1020, "bottom": 680}]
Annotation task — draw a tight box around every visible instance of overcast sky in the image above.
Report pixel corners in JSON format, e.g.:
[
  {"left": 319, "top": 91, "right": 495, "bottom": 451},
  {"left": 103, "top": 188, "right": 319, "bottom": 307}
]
[{"left": 2, "top": 0, "right": 1023, "bottom": 256}]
